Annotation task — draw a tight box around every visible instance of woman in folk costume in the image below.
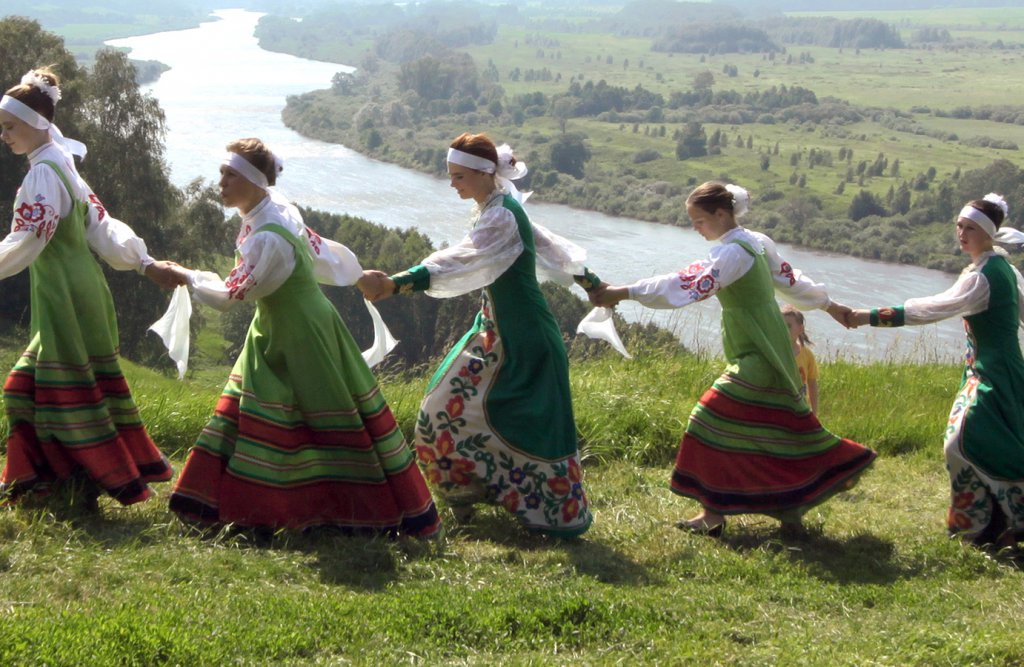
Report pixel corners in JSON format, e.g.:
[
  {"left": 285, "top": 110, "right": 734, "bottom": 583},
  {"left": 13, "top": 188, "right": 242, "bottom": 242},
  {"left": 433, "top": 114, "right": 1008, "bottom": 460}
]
[
  {"left": 359, "top": 133, "right": 603, "bottom": 537},
  {"left": 169, "top": 138, "right": 440, "bottom": 536},
  {"left": 845, "top": 194, "right": 1024, "bottom": 549},
  {"left": 593, "top": 182, "right": 876, "bottom": 536},
  {"left": 0, "top": 69, "right": 181, "bottom": 507}
]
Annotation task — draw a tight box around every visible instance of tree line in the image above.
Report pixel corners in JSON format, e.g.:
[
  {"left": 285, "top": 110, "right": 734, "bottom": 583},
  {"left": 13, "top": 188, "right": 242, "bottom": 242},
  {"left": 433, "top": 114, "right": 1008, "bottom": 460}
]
[
  {"left": 0, "top": 17, "right": 656, "bottom": 373},
  {"left": 279, "top": 9, "right": 1024, "bottom": 279}
]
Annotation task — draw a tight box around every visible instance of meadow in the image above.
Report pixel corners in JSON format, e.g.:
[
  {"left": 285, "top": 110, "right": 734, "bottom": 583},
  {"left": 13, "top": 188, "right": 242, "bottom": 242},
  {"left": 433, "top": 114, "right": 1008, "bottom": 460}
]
[
  {"left": 1, "top": 342, "right": 1022, "bottom": 665},
  {"left": 462, "top": 9, "right": 1024, "bottom": 215},
  {"left": 279, "top": 2, "right": 1024, "bottom": 278}
]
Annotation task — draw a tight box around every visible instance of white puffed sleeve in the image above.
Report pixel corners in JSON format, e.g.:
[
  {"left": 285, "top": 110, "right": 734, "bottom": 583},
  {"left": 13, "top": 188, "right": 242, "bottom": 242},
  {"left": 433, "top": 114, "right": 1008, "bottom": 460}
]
[
  {"left": 902, "top": 270, "right": 990, "bottom": 324},
  {"left": 304, "top": 228, "right": 364, "bottom": 287},
  {"left": 83, "top": 192, "right": 154, "bottom": 274},
  {"left": 753, "top": 231, "right": 832, "bottom": 310},
  {"left": 627, "top": 243, "right": 754, "bottom": 309},
  {"left": 532, "top": 222, "right": 587, "bottom": 286},
  {"left": 0, "top": 167, "right": 63, "bottom": 280},
  {"left": 188, "top": 231, "right": 297, "bottom": 311},
  {"left": 421, "top": 205, "right": 524, "bottom": 298}
]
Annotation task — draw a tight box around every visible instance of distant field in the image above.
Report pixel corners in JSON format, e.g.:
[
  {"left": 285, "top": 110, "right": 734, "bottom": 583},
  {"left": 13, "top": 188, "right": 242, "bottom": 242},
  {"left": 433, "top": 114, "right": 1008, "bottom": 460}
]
[
  {"left": 463, "top": 26, "right": 1024, "bottom": 113},
  {"left": 458, "top": 30, "right": 1022, "bottom": 199},
  {"left": 449, "top": 10, "right": 1024, "bottom": 218},
  {"left": 787, "top": 6, "right": 1024, "bottom": 28}
]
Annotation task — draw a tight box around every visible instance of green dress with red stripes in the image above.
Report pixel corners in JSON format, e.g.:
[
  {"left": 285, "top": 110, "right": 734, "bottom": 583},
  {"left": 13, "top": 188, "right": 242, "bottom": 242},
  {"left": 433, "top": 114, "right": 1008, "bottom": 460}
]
[
  {"left": 1, "top": 161, "right": 172, "bottom": 503},
  {"left": 169, "top": 223, "right": 440, "bottom": 536},
  {"left": 670, "top": 239, "right": 876, "bottom": 519}
]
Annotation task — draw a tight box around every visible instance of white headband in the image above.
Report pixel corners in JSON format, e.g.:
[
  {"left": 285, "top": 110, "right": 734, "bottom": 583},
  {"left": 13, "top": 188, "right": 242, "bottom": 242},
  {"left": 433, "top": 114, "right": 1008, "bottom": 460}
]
[
  {"left": 446, "top": 147, "right": 496, "bottom": 174},
  {"left": 0, "top": 94, "right": 87, "bottom": 159},
  {"left": 0, "top": 95, "right": 50, "bottom": 130},
  {"left": 959, "top": 205, "right": 998, "bottom": 238},
  {"left": 223, "top": 152, "right": 270, "bottom": 189},
  {"left": 959, "top": 196, "right": 1024, "bottom": 247}
]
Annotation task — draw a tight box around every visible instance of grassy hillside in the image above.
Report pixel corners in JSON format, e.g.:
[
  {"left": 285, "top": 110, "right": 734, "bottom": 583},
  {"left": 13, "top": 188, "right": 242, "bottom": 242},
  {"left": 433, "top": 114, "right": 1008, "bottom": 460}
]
[{"left": 1, "top": 345, "right": 1022, "bottom": 665}]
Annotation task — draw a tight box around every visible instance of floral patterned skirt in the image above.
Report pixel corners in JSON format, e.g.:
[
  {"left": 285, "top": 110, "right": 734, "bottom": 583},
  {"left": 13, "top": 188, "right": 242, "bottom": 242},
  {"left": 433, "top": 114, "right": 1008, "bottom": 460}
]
[
  {"left": 944, "top": 374, "right": 1024, "bottom": 542},
  {"left": 413, "top": 307, "right": 591, "bottom": 537}
]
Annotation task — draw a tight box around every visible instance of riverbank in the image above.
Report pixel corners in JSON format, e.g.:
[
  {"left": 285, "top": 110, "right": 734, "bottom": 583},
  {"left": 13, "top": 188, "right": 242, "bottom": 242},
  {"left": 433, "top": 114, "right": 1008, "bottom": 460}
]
[
  {"left": 3, "top": 0, "right": 212, "bottom": 71},
  {"left": 271, "top": 4, "right": 1024, "bottom": 275},
  {"left": 2, "top": 349, "right": 1022, "bottom": 665}
]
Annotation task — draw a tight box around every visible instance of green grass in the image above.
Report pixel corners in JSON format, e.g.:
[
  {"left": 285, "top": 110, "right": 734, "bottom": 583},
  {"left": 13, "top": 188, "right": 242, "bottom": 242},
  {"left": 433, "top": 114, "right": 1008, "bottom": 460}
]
[{"left": 1, "top": 345, "right": 1022, "bottom": 665}]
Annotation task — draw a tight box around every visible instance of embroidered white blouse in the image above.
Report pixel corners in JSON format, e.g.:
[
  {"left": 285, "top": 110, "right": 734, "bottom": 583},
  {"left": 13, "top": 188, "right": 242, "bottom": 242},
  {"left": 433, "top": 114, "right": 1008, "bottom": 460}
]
[
  {"left": 897, "top": 252, "right": 1024, "bottom": 324},
  {"left": 419, "top": 190, "right": 587, "bottom": 298},
  {"left": 188, "top": 191, "right": 364, "bottom": 311},
  {"left": 625, "top": 227, "right": 832, "bottom": 310},
  {"left": 0, "top": 142, "right": 155, "bottom": 280}
]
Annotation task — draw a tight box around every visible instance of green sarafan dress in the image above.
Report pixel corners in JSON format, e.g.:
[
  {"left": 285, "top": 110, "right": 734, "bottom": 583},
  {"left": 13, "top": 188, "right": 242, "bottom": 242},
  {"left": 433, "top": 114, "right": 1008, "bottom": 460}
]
[
  {"left": 392, "top": 192, "right": 595, "bottom": 536},
  {"left": 170, "top": 197, "right": 439, "bottom": 536},
  {"left": 669, "top": 238, "right": 876, "bottom": 519},
  {"left": 871, "top": 251, "right": 1024, "bottom": 543},
  {"left": 1, "top": 157, "right": 172, "bottom": 503}
]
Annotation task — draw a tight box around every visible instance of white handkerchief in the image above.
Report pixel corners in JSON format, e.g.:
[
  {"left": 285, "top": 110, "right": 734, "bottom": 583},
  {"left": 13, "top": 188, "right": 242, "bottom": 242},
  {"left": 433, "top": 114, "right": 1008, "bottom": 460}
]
[
  {"left": 576, "top": 307, "right": 631, "bottom": 359},
  {"left": 361, "top": 298, "right": 400, "bottom": 368},
  {"left": 148, "top": 285, "right": 193, "bottom": 379}
]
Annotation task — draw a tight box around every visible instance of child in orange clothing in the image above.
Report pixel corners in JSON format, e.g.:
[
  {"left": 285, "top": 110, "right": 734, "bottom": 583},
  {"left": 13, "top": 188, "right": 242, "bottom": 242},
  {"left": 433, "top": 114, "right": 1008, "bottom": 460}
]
[{"left": 782, "top": 304, "right": 819, "bottom": 413}]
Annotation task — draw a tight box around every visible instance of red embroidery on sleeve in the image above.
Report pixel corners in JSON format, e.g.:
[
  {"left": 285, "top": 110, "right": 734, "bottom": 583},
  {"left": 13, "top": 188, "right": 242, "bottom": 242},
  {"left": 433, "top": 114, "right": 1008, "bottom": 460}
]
[
  {"left": 88, "top": 193, "right": 107, "bottom": 221},
  {"left": 676, "top": 262, "right": 719, "bottom": 302},
  {"left": 14, "top": 200, "right": 58, "bottom": 241},
  {"left": 307, "top": 228, "right": 323, "bottom": 256},
  {"left": 778, "top": 261, "right": 796, "bottom": 286},
  {"left": 225, "top": 262, "right": 256, "bottom": 301}
]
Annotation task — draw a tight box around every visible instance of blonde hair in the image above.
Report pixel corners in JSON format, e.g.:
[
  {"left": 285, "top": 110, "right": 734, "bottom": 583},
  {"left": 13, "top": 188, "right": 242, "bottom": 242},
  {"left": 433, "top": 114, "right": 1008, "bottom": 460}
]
[
  {"left": 781, "top": 304, "right": 812, "bottom": 346},
  {"left": 226, "top": 138, "right": 280, "bottom": 186}
]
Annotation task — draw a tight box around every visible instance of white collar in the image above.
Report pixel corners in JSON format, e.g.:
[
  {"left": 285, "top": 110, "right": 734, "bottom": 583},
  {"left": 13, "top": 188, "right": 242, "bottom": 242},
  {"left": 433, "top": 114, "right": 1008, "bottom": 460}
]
[
  {"left": 241, "top": 195, "right": 273, "bottom": 224},
  {"left": 718, "top": 226, "right": 746, "bottom": 243},
  {"left": 27, "top": 141, "right": 59, "bottom": 165}
]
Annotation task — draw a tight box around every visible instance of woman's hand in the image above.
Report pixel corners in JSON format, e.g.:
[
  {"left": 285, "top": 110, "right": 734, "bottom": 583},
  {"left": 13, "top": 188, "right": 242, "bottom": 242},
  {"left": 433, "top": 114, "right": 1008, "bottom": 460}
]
[
  {"left": 591, "top": 285, "right": 629, "bottom": 308},
  {"left": 357, "top": 270, "right": 396, "bottom": 302},
  {"left": 145, "top": 260, "right": 190, "bottom": 290},
  {"left": 825, "top": 301, "right": 854, "bottom": 329},
  {"left": 846, "top": 309, "right": 871, "bottom": 328}
]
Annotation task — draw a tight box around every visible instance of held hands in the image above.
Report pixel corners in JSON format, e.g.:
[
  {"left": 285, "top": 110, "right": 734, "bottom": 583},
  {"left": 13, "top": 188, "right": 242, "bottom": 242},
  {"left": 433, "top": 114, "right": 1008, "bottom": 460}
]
[
  {"left": 357, "top": 270, "right": 395, "bottom": 303},
  {"left": 826, "top": 301, "right": 870, "bottom": 329},
  {"left": 825, "top": 301, "right": 854, "bottom": 329},
  {"left": 588, "top": 283, "right": 629, "bottom": 308},
  {"left": 144, "top": 260, "right": 190, "bottom": 290},
  {"left": 846, "top": 309, "right": 871, "bottom": 328}
]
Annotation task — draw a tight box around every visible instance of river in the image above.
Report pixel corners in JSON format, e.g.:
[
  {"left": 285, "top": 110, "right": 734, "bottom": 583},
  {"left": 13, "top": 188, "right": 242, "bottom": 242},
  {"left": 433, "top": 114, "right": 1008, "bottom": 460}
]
[{"left": 108, "top": 9, "right": 967, "bottom": 362}]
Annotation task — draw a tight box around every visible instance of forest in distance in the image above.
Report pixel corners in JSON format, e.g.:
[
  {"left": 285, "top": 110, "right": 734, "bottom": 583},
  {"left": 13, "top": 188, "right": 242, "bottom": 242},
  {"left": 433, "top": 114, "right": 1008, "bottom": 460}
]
[
  {"left": 4, "top": 6, "right": 1024, "bottom": 666},
  {"left": 0, "top": 13, "right": 674, "bottom": 375},
  {"left": 4, "top": 0, "right": 1024, "bottom": 372},
  {"left": 257, "top": 0, "right": 1024, "bottom": 274}
]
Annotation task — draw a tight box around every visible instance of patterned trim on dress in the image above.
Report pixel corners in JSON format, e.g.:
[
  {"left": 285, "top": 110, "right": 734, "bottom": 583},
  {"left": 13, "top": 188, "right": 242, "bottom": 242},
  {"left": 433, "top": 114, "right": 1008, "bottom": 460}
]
[
  {"left": 414, "top": 295, "right": 591, "bottom": 534},
  {"left": 870, "top": 306, "right": 905, "bottom": 327}
]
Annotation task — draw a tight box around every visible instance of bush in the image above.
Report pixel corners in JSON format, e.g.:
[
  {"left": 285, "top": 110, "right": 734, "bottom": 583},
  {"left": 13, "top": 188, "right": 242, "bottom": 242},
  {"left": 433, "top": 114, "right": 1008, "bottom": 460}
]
[{"left": 633, "top": 149, "right": 661, "bottom": 163}]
